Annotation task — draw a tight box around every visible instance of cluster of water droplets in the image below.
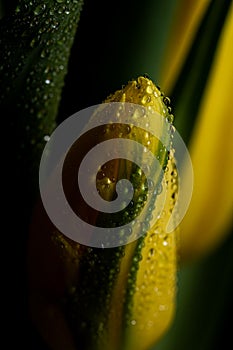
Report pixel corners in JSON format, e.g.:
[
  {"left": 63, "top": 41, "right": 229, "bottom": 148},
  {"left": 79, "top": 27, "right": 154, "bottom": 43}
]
[
  {"left": 88, "top": 101, "right": 168, "bottom": 246},
  {"left": 93, "top": 79, "right": 178, "bottom": 346},
  {"left": 123, "top": 154, "right": 178, "bottom": 341},
  {"left": 0, "top": 0, "right": 83, "bottom": 166}
]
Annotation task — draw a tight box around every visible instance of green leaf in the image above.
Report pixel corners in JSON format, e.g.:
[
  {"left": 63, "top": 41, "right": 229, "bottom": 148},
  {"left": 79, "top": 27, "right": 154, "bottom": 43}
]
[
  {"left": 0, "top": 2, "right": 83, "bottom": 347},
  {"left": 0, "top": 0, "right": 83, "bottom": 201}
]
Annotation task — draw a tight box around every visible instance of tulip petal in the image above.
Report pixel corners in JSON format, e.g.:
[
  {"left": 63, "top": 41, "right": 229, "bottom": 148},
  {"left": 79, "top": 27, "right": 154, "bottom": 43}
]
[
  {"left": 159, "top": 0, "right": 211, "bottom": 93},
  {"left": 166, "top": 0, "right": 231, "bottom": 145},
  {"left": 179, "top": 3, "right": 233, "bottom": 261}
]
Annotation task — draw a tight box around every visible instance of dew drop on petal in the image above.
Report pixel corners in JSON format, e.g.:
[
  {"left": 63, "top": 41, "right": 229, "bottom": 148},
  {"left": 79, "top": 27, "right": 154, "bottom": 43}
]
[{"left": 44, "top": 135, "right": 50, "bottom": 142}]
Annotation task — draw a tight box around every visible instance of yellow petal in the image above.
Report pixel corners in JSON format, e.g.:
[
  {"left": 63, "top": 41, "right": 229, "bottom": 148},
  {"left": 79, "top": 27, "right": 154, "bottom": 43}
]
[
  {"left": 179, "top": 4, "right": 233, "bottom": 262},
  {"left": 102, "top": 77, "right": 178, "bottom": 349},
  {"left": 159, "top": 0, "right": 210, "bottom": 93},
  {"left": 123, "top": 156, "right": 178, "bottom": 350}
]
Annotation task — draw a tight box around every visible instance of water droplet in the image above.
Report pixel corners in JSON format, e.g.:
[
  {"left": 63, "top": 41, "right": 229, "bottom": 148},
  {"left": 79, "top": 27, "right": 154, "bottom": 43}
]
[
  {"left": 168, "top": 114, "right": 174, "bottom": 123},
  {"left": 141, "top": 95, "right": 151, "bottom": 105},
  {"left": 163, "top": 96, "right": 171, "bottom": 106},
  {"left": 45, "top": 79, "right": 51, "bottom": 85},
  {"left": 163, "top": 235, "right": 169, "bottom": 246},
  {"left": 51, "top": 21, "right": 60, "bottom": 29},
  {"left": 156, "top": 183, "right": 163, "bottom": 195},
  {"left": 30, "top": 39, "right": 36, "bottom": 48},
  {"left": 146, "top": 85, "right": 153, "bottom": 94},
  {"left": 44, "top": 135, "right": 50, "bottom": 142},
  {"left": 97, "top": 171, "right": 105, "bottom": 180},
  {"left": 168, "top": 106, "right": 172, "bottom": 114},
  {"left": 40, "top": 50, "right": 46, "bottom": 58},
  {"left": 131, "top": 319, "right": 136, "bottom": 325},
  {"left": 147, "top": 178, "right": 154, "bottom": 190},
  {"left": 125, "top": 125, "right": 131, "bottom": 134},
  {"left": 34, "top": 4, "right": 46, "bottom": 15},
  {"left": 132, "top": 109, "right": 141, "bottom": 120}
]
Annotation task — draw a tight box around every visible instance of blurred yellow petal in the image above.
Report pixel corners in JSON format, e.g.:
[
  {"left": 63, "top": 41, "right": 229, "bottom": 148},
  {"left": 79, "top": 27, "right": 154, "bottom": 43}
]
[
  {"left": 159, "top": 0, "right": 210, "bottom": 93},
  {"left": 179, "top": 4, "right": 233, "bottom": 262}
]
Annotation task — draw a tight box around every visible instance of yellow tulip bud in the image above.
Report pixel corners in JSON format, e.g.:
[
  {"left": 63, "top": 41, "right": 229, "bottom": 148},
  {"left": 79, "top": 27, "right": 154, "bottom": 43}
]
[{"left": 28, "top": 76, "right": 178, "bottom": 350}]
